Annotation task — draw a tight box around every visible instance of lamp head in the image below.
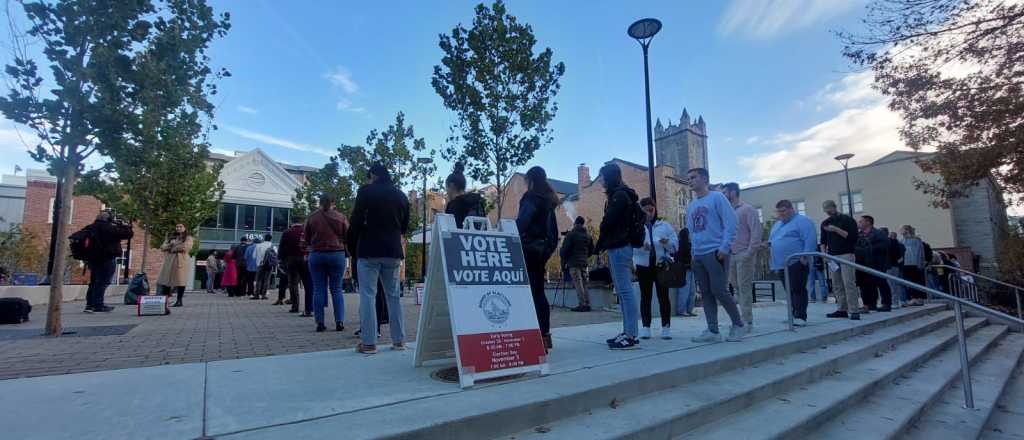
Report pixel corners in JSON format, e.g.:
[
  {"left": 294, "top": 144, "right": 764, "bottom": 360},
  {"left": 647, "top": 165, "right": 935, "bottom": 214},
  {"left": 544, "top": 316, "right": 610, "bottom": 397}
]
[{"left": 628, "top": 18, "right": 662, "bottom": 41}]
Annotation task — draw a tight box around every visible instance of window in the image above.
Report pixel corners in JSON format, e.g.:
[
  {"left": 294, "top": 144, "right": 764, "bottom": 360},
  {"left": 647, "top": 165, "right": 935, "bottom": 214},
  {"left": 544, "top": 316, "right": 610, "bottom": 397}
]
[
  {"left": 839, "top": 191, "right": 864, "bottom": 215},
  {"left": 47, "top": 198, "right": 74, "bottom": 224},
  {"left": 255, "top": 206, "right": 272, "bottom": 231},
  {"left": 201, "top": 214, "right": 218, "bottom": 228},
  {"left": 240, "top": 205, "right": 256, "bottom": 230},
  {"left": 220, "top": 203, "right": 237, "bottom": 229},
  {"left": 272, "top": 207, "right": 289, "bottom": 232},
  {"left": 795, "top": 201, "right": 807, "bottom": 216}
]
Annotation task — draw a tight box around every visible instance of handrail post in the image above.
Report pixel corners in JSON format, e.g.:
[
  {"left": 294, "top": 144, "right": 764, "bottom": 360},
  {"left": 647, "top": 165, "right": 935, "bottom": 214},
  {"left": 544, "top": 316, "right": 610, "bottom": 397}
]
[
  {"left": 953, "top": 301, "right": 975, "bottom": 409},
  {"left": 783, "top": 261, "right": 794, "bottom": 331},
  {"left": 1016, "top": 288, "right": 1023, "bottom": 333}
]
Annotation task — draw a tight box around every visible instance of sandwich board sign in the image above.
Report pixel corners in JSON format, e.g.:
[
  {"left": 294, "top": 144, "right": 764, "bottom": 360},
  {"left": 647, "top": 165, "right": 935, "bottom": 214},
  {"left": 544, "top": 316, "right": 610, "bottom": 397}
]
[{"left": 413, "top": 214, "right": 549, "bottom": 388}]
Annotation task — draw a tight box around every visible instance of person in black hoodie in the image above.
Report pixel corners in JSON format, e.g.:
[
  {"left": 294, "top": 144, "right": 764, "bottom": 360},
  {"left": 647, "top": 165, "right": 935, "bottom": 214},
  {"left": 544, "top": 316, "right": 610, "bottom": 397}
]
[
  {"left": 84, "top": 211, "right": 133, "bottom": 313},
  {"left": 595, "top": 163, "right": 642, "bottom": 350},
  {"left": 516, "top": 166, "right": 559, "bottom": 351},
  {"left": 445, "top": 161, "right": 485, "bottom": 229},
  {"left": 349, "top": 163, "right": 411, "bottom": 354},
  {"left": 560, "top": 216, "right": 594, "bottom": 312},
  {"left": 855, "top": 215, "right": 892, "bottom": 311}
]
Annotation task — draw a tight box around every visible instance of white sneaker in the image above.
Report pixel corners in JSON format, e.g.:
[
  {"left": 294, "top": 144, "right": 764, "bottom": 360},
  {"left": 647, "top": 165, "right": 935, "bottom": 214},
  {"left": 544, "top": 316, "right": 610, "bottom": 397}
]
[
  {"left": 640, "top": 327, "right": 652, "bottom": 340},
  {"left": 726, "top": 324, "right": 749, "bottom": 342},
  {"left": 691, "top": 330, "right": 722, "bottom": 343},
  {"left": 660, "top": 327, "right": 672, "bottom": 340},
  {"left": 794, "top": 319, "right": 807, "bottom": 327}
]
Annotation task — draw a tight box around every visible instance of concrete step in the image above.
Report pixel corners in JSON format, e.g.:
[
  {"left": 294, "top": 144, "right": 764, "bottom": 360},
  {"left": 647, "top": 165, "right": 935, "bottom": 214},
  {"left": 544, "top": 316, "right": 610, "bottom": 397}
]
[
  {"left": 502, "top": 311, "right": 970, "bottom": 440},
  {"left": 213, "top": 304, "right": 947, "bottom": 440},
  {"left": 679, "top": 319, "right": 1002, "bottom": 440},
  {"left": 980, "top": 342, "right": 1024, "bottom": 440},
  {"left": 906, "top": 333, "right": 1024, "bottom": 440}
]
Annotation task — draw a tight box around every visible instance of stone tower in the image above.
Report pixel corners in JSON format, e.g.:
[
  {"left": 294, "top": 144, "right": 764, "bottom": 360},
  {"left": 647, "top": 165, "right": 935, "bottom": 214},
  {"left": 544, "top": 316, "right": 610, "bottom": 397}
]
[{"left": 654, "top": 108, "right": 708, "bottom": 176}]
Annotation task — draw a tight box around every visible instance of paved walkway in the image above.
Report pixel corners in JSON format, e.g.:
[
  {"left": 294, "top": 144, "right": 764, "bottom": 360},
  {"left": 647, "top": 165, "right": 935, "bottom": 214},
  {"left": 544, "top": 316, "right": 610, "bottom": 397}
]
[{"left": 0, "top": 290, "right": 621, "bottom": 380}]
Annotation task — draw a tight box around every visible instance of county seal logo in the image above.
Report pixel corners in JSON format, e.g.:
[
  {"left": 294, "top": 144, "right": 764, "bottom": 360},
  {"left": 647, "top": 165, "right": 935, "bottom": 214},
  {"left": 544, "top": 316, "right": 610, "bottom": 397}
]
[{"left": 479, "top": 291, "right": 511, "bottom": 325}]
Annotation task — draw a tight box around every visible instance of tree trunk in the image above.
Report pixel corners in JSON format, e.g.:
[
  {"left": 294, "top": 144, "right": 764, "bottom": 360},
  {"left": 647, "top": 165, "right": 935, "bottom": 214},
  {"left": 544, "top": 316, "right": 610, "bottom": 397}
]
[
  {"left": 44, "top": 163, "right": 78, "bottom": 337},
  {"left": 140, "top": 227, "right": 150, "bottom": 277}
]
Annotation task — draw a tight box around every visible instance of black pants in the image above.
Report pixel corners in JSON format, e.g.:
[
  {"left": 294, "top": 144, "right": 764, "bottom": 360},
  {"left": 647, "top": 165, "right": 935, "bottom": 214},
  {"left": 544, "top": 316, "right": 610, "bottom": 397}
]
[
  {"left": 637, "top": 265, "right": 671, "bottom": 327},
  {"left": 857, "top": 269, "right": 892, "bottom": 309},
  {"left": 160, "top": 285, "right": 186, "bottom": 303},
  {"left": 902, "top": 266, "right": 927, "bottom": 299},
  {"left": 779, "top": 261, "right": 809, "bottom": 320},
  {"left": 86, "top": 258, "right": 116, "bottom": 308},
  {"left": 255, "top": 267, "right": 272, "bottom": 298},
  {"left": 525, "top": 251, "right": 551, "bottom": 336},
  {"left": 285, "top": 257, "right": 309, "bottom": 310},
  {"left": 242, "top": 270, "right": 256, "bottom": 297}
]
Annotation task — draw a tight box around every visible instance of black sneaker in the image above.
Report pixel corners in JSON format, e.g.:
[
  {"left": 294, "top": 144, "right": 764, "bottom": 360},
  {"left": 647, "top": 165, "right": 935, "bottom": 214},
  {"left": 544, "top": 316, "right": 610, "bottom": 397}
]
[
  {"left": 826, "top": 311, "right": 849, "bottom": 318},
  {"left": 96, "top": 305, "right": 115, "bottom": 312},
  {"left": 83, "top": 306, "right": 95, "bottom": 314},
  {"left": 570, "top": 306, "right": 592, "bottom": 312},
  {"left": 878, "top": 306, "right": 892, "bottom": 312},
  {"left": 336, "top": 323, "right": 344, "bottom": 332},
  {"left": 608, "top": 334, "right": 639, "bottom": 350},
  {"left": 850, "top": 313, "right": 861, "bottom": 321},
  {"left": 606, "top": 333, "right": 626, "bottom": 344}
]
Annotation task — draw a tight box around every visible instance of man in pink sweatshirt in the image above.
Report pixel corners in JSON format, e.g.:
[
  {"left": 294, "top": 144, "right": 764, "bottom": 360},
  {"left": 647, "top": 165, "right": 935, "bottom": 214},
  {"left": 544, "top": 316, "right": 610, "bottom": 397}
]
[{"left": 723, "top": 183, "right": 763, "bottom": 329}]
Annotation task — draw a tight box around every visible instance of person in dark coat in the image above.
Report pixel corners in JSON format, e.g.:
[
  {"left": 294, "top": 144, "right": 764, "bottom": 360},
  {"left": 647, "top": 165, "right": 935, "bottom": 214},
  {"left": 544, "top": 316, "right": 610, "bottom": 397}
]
[
  {"left": 278, "top": 216, "right": 311, "bottom": 312},
  {"left": 561, "top": 216, "right": 594, "bottom": 312},
  {"left": 84, "top": 211, "right": 133, "bottom": 313},
  {"left": 855, "top": 215, "right": 892, "bottom": 312},
  {"left": 349, "top": 163, "right": 411, "bottom": 354},
  {"left": 444, "top": 161, "right": 486, "bottom": 229},
  {"left": 516, "top": 166, "right": 559, "bottom": 351}
]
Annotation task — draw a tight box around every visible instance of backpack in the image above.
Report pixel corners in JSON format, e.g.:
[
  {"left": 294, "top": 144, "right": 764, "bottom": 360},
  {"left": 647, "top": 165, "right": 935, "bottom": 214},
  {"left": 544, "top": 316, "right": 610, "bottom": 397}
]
[
  {"left": 69, "top": 225, "right": 97, "bottom": 261},
  {"left": 625, "top": 198, "right": 647, "bottom": 249},
  {"left": 0, "top": 297, "right": 31, "bottom": 324},
  {"left": 124, "top": 272, "right": 150, "bottom": 305},
  {"left": 261, "top": 246, "right": 279, "bottom": 270},
  {"left": 923, "top": 242, "right": 934, "bottom": 263}
]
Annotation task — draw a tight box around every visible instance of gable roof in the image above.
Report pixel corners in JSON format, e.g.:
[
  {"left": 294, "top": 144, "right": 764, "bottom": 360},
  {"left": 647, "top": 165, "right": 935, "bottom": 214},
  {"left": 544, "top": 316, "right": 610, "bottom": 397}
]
[
  {"left": 510, "top": 172, "right": 577, "bottom": 195},
  {"left": 210, "top": 151, "right": 318, "bottom": 174}
]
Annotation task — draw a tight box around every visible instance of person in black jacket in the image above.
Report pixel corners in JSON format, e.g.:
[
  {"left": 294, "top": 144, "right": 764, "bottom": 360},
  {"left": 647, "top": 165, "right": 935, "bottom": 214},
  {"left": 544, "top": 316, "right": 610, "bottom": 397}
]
[
  {"left": 84, "top": 211, "right": 133, "bottom": 313},
  {"left": 445, "top": 161, "right": 485, "bottom": 229},
  {"left": 595, "top": 163, "right": 642, "bottom": 350},
  {"left": 855, "top": 215, "right": 892, "bottom": 312},
  {"left": 821, "top": 200, "right": 862, "bottom": 320},
  {"left": 349, "top": 163, "right": 411, "bottom": 354},
  {"left": 516, "top": 166, "right": 559, "bottom": 351},
  {"left": 560, "top": 216, "right": 594, "bottom": 312}
]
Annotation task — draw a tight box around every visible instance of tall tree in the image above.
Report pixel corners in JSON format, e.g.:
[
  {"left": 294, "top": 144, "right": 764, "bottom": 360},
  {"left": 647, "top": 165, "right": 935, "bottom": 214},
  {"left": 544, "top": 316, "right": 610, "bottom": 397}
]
[
  {"left": 840, "top": 0, "right": 1024, "bottom": 207},
  {"left": 291, "top": 156, "right": 357, "bottom": 217},
  {"left": 432, "top": 0, "right": 565, "bottom": 219},
  {"left": 337, "top": 111, "right": 436, "bottom": 190},
  {"left": 0, "top": 0, "right": 229, "bottom": 336}
]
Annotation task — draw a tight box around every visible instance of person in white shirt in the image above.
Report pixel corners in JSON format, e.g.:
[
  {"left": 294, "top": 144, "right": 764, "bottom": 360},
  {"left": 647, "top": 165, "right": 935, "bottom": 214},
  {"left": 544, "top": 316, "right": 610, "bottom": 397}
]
[{"left": 634, "top": 197, "right": 679, "bottom": 340}]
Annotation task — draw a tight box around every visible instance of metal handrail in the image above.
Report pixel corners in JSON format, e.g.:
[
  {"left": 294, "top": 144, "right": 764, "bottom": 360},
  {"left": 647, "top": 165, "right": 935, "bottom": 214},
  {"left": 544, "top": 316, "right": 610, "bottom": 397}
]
[
  {"left": 782, "top": 252, "right": 1024, "bottom": 410},
  {"left": 930, "top": 264, "right": 1023, "bottom": 326}
]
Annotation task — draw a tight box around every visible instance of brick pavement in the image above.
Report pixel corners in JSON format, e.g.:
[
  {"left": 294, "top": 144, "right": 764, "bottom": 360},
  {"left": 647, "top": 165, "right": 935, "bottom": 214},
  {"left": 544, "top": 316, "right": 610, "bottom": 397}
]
[{"left": 0, "top": 290, "right": 620, "bottom": 380}]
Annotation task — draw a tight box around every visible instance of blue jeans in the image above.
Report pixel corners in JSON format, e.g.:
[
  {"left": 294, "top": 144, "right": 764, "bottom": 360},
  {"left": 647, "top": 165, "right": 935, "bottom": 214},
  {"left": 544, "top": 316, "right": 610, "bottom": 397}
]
[
  {"left": 86, "top": 258, "right": 116, "bottom": 308},
  {"left": 357, "top": 258, "right": 404, "bottom": 346},
  {"left": 806, "top": 267, "right": 827, "bottom": 301},
  {"left": 673, "top": 271, "right": 695, "bottom": 314},
  {"left": 206, "top": 271, "right": 216, "bottom": 291},
  {"left": 308, "top": 251, "right": 346, "bottom": 325},
  {"left": 608, "top": 246, "right": 639, "bottom": 338}
]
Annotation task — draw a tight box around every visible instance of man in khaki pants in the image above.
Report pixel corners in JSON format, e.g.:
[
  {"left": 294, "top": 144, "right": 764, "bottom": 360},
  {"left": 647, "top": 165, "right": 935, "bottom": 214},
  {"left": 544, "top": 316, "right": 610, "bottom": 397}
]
[
  {"left": 820, "top": 200, "right": 862, "bottom": 320},
  {"left": 723, "top": 183, "right": 762, "bottom": 329}
]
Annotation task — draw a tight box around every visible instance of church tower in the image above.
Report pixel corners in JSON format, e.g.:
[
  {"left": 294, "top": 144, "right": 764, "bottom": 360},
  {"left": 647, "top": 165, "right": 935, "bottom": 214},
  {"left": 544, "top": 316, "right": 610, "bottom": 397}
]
[{"left": 654, "top": 108, "right": 708, "bottom": 176}]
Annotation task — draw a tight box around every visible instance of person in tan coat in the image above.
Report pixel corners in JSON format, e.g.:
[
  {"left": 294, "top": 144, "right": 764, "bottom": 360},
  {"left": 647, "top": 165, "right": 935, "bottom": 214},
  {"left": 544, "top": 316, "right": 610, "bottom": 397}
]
[{"left": 158, "top": 223, "right": 195, "bottom": 307}]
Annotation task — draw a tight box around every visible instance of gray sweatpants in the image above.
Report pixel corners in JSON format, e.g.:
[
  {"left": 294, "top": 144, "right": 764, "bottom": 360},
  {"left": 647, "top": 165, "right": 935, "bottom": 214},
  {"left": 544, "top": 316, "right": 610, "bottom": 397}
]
[{"left": 693, "top": 252, "right": 745, "bottom": 332}]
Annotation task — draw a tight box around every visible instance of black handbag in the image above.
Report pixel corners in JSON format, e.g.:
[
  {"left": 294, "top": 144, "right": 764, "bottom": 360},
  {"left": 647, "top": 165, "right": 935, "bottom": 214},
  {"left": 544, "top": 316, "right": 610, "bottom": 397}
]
[{"left": 656, "top": 257, "right": 687, "bottom": 288}]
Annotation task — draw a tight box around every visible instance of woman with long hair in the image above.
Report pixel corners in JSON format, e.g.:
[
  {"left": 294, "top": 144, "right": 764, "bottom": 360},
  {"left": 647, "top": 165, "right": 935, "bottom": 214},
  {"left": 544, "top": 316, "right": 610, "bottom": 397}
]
[
  {"left": 634, "top": 197, "right": 678, "bottom": 339},
  {"left": 516, "top": 166, "right": 559, "bottom": 351},
  {"left": 157, "top": 223, "right": 194, "bottom": 307},
  {"left": 445, "top": 161, "right": 485, "bottom": 229}
]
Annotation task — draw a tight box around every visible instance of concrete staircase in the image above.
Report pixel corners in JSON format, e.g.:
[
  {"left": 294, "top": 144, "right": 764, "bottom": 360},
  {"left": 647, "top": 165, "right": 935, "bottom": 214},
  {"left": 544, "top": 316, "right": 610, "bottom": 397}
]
[{"left": 493, "top": 306, "right": 1024, "bottom": 440}]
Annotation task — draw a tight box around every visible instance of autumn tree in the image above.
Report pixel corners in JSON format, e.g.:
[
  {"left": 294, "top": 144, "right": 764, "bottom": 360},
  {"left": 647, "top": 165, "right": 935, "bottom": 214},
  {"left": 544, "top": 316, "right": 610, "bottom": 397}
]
[
  {"left": 841, "top": 0, "right": 1024, "bottom": 207},
  {"left": 0, "top": 0, "right": 229, "bottom": 336},
  {"left": 432, "top": 0, "right": 565, "bottom": 219}
]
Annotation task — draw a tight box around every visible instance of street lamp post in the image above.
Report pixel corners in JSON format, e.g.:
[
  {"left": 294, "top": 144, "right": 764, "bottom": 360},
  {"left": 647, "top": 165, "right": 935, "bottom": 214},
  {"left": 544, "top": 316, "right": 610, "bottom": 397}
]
[
  {"left": 835, "top": 153, "right": 855, "bottom": 216},
  {"left": 628, "top": 18, "right": 662, "bottom": 266},
  {"left": 417, "top": 157, "right": 433, "bottom": 282}
]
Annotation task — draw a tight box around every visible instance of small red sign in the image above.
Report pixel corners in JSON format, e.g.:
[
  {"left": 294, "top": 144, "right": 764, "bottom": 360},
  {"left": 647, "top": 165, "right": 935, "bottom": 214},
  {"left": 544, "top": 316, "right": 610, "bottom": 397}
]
[{"left": 457, "top": 329, "right": 546, "bottom": 374}]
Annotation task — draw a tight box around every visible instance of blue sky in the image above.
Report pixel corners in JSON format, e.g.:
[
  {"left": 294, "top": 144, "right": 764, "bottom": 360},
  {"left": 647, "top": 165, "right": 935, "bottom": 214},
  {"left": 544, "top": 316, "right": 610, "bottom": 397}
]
[{"left": 1, "top": 0, "right": 903, "bottom": 189}]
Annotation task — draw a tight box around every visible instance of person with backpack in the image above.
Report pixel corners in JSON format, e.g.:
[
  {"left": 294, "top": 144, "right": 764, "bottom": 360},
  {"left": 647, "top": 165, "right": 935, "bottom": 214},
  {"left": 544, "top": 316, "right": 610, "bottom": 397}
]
[
  {"left": 78, "top": 211, "right": 133, "bottom": 313},
  {"left": 350, "top": 163, "right": 409, "bottom": 353},
  {"left": 673, "top": 227, "right": 696, "bottom": 317},
  {"left": 854, "top": 215, "right": 892, "bottom": 312},
  {"left": 516, "top": 166, "right": 560, "bottom": 352},
  {"left": 252, "top": 233, "right": 276, "bottom": 300},
  {"left": 445, "top": 161, "right": 485, "bottom": 229},
  {"left": 279, "top": 214, "right": 310, "bottom": 313},
  {"left": 686, "top": 167, "right": 747, "bottom": 343},
  {"left": 157, "top": 224, "right": 194, "bottom": 307},
  {"left": 561, "top": 216, "right": 594, "bottom": 312},
  {"left": 634, "top": 197, "right": 678, "bottom": 340},
  {"left": 595, "top": 163, "right": 643, "bottom": 350}
]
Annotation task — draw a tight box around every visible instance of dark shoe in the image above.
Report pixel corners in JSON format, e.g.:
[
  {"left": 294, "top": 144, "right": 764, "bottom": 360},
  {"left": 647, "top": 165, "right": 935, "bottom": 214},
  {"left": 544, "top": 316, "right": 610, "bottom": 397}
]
[
  {"left": 357, "top": 344, "right": 378, "bottom": 354},
  {"left": 261, "top": 295, "right": 268, "bottom": 300},
  {"left": 543, "top": 334, "right": 553, "bottom": 350},
  {"left": 608, "top": 334, "right": 639, "bottom": 350},
  {"left": 316, "top": 323, "right": 326, "bottom": 332},
  {"left": 850, "top": 313, "right": 861, "bottom": 321},
  {"left": 172, "top": 301, "right": 182, "bottom": 308},
  {"left": 249, "top": 296, "right": 260, "bottom": 300},
  {"left": 570, "top": 305, "right": 591, "bottom": 312},
  {"left": 606, "top": 333, "right": 625, "bottom": 344},
  {"left": 300, "top": 312, "right": 312, "bottom": 317},
  {"left": 283, "top": 299, "right": 292, "bottom": 305},
  {"left": 336, "top": 323, "right": 344, "bottom": 332},
  {"left": 878, "top": 306, "right": 892, "bottom": 312},
  {"left": 288, "top": 308, "right": 299, "bottom": 313},
  {"left": 826, "top": 311, "right": 849, "bottom": 318},
  {"left": 272, "top": 299, "right": 284, "bottom": 305},
  {"left": 97, "top": 305, "right": 115, "bottom": 312},
  {"left": 83, "top": 306, "right": 95, "bottom": 314}
]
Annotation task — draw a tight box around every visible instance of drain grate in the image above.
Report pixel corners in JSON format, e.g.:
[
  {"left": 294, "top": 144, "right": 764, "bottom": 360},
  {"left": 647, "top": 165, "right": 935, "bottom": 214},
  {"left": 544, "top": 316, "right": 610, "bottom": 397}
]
[
  {"left": 430, "top": 366, "right": 527, "bottom": 384},
  {"left": 0, "top": 324, "right": 137, "bottom": 340}
]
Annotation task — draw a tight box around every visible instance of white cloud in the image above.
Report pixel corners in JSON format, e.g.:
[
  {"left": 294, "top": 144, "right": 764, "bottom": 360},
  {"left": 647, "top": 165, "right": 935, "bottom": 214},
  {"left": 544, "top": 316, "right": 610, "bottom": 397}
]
[
  {"left": 745, "top": 136, "right": 761, "bottom": 145},
  {"left": 222, "top": 124, "right": 334, "bottom": 157},
  {"left": 719, "top": 0, "right": 862, "bottom": 39},
  {"left": 325, "top": 66, "right": 359, "bottom": 94},
  {"left": 335, "top": 99, "right": 366, "bottom": 113},
  {"left": 738, "top": 71, "right": 910, "bottom": 185},
  {"left": 236, "top": 105, "right": 259, "bottom": 115}
]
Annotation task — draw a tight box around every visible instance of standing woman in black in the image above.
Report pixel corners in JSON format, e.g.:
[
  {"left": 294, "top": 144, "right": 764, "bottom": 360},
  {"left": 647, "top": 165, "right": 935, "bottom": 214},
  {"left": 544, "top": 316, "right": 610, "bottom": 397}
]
[
  {"left": 444, "top": 162, "right": 485, "bottom": 229},
  {"left": 516, "top": 166, "right": 559, "bottom": 351}
]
